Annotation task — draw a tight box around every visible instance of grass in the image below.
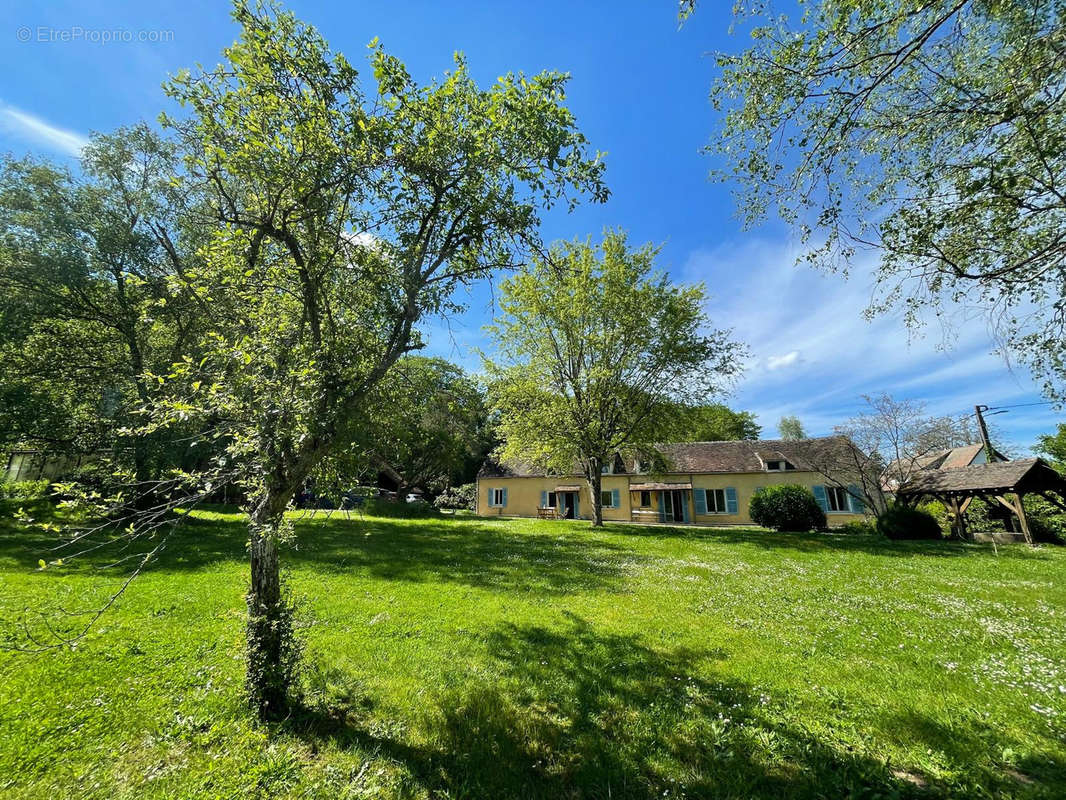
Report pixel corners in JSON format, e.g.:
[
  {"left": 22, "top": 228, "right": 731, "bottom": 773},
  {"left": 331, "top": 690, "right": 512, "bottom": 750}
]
[{"left": 1, "top": 501, "right": 1064, "bottom": 799}]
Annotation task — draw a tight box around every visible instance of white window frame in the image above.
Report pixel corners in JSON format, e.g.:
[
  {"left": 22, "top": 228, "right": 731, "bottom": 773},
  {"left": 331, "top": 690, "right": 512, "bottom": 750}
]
[
  {"left": 826, "top": 485, "right": 849, "bottom": 513},
  {"left": 489, "top": 488, "right": 506, "bottom": 507},
  {"left": 600, "top": 489, "right": 617, "bottom": 508},
  {"left": 707, "top": 488, "right": 727, "bottom": 513}
]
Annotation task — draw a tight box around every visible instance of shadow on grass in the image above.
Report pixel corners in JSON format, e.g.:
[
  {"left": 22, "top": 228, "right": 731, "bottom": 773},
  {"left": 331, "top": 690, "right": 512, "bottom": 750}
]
[
  {"left": 281, "top": 615, "right": 1062, "bottom": 799},
  {"left": 0, "top": 502, "right": 638, "bottom": 596},
  {"left": 607, "top": 521, "right": 1052, "bottom": 560}
]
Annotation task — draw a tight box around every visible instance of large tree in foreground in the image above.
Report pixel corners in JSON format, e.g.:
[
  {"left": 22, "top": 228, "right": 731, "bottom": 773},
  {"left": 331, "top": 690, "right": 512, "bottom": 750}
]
[
  {"left": 703, "top": 1, "right": 1066, "bottom": 400},
  {"left": 148, "top": 1, "right": 606, "bottom": 718},
  {"left": 487, "top": 230, "right": 743, "bottom": 526}
]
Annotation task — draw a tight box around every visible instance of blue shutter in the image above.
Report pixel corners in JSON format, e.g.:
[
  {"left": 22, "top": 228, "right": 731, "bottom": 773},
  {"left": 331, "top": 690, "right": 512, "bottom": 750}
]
[
  {"left": 725, "top": 487, "right": 739, "bottom": 514},
  {"left": 847, "top": 485, "right": 865, "bottom": 514},
  {"left": 487, "top": 486, "right": 494, "bottom": 507},
  {"left": 541, "top": 490, "right": 547, "bottom": 508},
  {"left": 812, "top": 485, "right": 828, "bottom": 512},
  {"left": 754, "top": 486, "right": 764, "bottom": 495},
  {"left": 682, "top": 494, "right": 690, "bottom": 522},
  {"left": 574, "top": 495, "right": 580, "bottom": 518},
  {"left": 658, "top": 492, "right": 665, "bottom": 522},
  {"left": 501, "top": 488, "right": 508, "bottom": 507},
  {"left": 694, "top": 489, "right": 707, "bottom": 515},
  {"left": 611, "top": 488, "right": 620, "bottom": 508}
]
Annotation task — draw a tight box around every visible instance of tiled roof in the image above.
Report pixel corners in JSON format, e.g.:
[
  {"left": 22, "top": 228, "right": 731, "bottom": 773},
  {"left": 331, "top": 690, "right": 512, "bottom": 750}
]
[
  {"left": 897, "top": 458, "right": 1064, "bottom": 495},
  {"left": 479, "top": 436, "right": 860, "bottom": 478}
]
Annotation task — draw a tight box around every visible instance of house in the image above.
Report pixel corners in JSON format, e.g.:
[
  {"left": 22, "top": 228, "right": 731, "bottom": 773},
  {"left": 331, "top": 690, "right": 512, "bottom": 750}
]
[
  {"left": 476, "top": 436, "right": 872, "bottom": 526},
  {"left": 882, "top": 442, "right": 1008, "bottom": 493}
]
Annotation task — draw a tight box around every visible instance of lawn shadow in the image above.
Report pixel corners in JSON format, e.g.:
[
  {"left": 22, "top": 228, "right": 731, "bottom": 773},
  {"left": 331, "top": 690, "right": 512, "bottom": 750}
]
[
  {"left": 0, "top": 503, "right": 640, "bottom": 596},
  {"left": 286, "top": 615, "right": 977, "bottom": 799},
  {"left": 608, "top": 522, "right": 1053, "bottom": 561}
]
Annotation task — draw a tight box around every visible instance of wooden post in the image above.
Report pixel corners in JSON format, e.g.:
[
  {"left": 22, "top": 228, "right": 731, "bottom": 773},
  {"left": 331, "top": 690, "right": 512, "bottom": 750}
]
[{"left": 1015, "top": 492, "right": 1033, "bottom": 546}]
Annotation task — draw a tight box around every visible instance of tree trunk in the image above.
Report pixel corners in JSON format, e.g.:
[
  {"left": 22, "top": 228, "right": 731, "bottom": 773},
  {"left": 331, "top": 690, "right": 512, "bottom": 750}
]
[
  {"left": 588, "top": 458, "right": 603, "bottom": 527},
  {"left": 246, "top": 494, "right": 293, "bottom": 721}
]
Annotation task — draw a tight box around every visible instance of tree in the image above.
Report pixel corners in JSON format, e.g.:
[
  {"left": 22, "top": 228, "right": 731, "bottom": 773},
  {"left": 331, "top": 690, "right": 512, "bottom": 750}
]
[
  {"left": 703, "top": 1, "right": 1066, "bottom": 401},
  {"left": 778, "top": 415, "right": 806, "bottom": 440},
  {"left": 361, "top": 357, "right": 494, "bottom": 495},
  {"left": 1036, "top": 425, "right": 1066, "bottom": 473},
  {"left": 148, "top": 1, "right": 606, "bottom": 718},
  {"left": 803, "top": 393, "right": 971, "bottom": 514},
  {"left": 0, "top": 127, "right": 203, "bottom": 489},
  {"left": 668, "top": 403, "right": 760, "bottom": 441},
  {"left": 487, "top": 230, "right": 744, "bottom": 526}
]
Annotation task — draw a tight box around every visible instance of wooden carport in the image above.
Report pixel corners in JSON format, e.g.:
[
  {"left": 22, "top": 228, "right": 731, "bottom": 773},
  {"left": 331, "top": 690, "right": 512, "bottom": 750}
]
[{"left": 895, "top": 458, "right": 1066, "bottom": 545}]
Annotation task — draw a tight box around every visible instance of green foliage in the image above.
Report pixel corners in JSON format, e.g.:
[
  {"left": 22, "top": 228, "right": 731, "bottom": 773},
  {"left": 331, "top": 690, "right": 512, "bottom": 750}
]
[
  {"left": 1035, "top": 424, "right": 1066, "bottom": 473},
  {"left": 748, "top": 484, "right": 826, "bottom": 532},
  {"left": 360, "top": 357, "right": 494, "bottom": 493},
  {"left": 362, "top": 497, "right": 439, "bottom": 519},
  {"left": 0, "top": 128, "right": 204, "bottom": 478},
  {"left": 0, "top": 480, "right": 50, "bottom": 501},
  {"left": 487, "top": 229, "right": 744, "bottom": 524},
  {"left": 778, "top": 415, "right": 806, "bottom": 441},
  {"left": 836, "top": 519, "right": 875, "bottom": 536},
  {"left": 708, "top": 1, "right": 1066, "bottom": 400},
  {"left": 666, "top": 403, "right": 761, "bottom": 441},
  {"left": 434, "top": 482, "right": 478, "bottom": 511},
  {"left": 877, "top": 505, "right": 943, "bottom": 541}
]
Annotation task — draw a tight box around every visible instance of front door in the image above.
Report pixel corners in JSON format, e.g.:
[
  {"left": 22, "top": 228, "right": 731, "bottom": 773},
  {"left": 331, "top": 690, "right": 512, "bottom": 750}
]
[
  {"left": 561, "top": 492, "right": 577, "bottom": 519},
  {"left": 670, "top": 490, "right": 685, "bottom": 522}
]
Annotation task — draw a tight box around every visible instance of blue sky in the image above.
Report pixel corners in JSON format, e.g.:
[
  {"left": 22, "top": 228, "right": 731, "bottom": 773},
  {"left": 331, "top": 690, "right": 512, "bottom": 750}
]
[{"left": 0, "top": 0, "right": 1058, "bottom": 450}]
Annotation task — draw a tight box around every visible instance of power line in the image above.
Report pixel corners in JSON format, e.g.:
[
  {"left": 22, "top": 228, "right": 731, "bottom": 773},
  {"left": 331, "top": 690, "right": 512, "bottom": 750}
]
[{"left": 986, "top": 401, "right": 1057, "bottom": 411}]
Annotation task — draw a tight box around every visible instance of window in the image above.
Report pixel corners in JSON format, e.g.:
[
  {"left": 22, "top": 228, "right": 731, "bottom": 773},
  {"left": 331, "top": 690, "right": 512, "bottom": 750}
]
[
  {"left": 601, "top": 462, "right": 612, "bottom": 474},
  {"left": 547, "top": 491, "right": 557, "bottom": 508},
  {"left": 489, "top": 488, "right": 506, "bottom": 507},
  {"left": 640, "top": 490, "right": 651, "bottom": 507},
  {"left": 826, "top": 486, "right": 849, "bottom": 512},
  {"left": 767, "top": 460, "right": 795, "bottom": 471},
  {"left": 707, "top": 488, "right": 727, "bottom": 513}
]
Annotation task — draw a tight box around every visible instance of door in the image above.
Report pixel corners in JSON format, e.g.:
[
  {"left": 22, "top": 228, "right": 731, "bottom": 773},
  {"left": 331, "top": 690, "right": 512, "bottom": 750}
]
[
  {"left": 671, "top": 491, "right": 685, "bottom": 522},
  {"left": 561, "top": 492, "right": 576, "bottom": 519}
]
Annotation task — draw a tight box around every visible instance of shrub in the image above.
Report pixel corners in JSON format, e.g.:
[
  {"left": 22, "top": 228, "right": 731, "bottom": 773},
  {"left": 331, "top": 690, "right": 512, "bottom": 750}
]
[
  {"left": 362, "top": 497, "right": 438, "bottom": 518},
  {"left": 434, "top": 483, "right": 477, "bottom": 511},
  {"left": 837, "top": 519, "right": 876, "bottom": 536},
  {"left": 876, "top": 505, "right": 943, "bottom": 540},
  {"left": 749, "top": 484, "right": 827, "bottom": 532},
  {"left": 0, "top": 479, "right": 51, "bottom": 500}
]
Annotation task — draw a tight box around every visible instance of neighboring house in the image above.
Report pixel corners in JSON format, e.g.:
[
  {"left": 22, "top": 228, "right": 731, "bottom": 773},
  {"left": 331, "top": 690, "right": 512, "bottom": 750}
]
[
  {"left": 882, "top": 443, "right": 1008, "bottom": 493},
  {"left": 476, "top": 437, "right": 871, "bottom": 526}
]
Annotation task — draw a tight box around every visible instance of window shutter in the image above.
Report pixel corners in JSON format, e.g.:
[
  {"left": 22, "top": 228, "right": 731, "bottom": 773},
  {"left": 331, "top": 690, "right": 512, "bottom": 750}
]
[
  {"left": 754, "top": 486, "right": 764, "bottom": 495},
  {"left": 725, "top": 487, "right": 739, "bottom": 514},
  {"left": 487, "top": 486, "right": 494, "bottom": 506},
  {"left": 694, "top": 489, "right": 707, "bottom": 515},
  {"left": 847, "top": 485, "right": 865, "bottom": 514},
  {"left": 541, "top": 490, "right": 547, "bottom": 508},
  {"left": 611, "top": 489, "right": 620, "bottom": 508},
  {"left": 812, "top": 485, "right": 828, "bottom": 512},
  {"left": 501, "top": 488, "right": 508, "bottom": 507},
  {"left": 657, "top": 492, "right": 665, "bottom": 522}
]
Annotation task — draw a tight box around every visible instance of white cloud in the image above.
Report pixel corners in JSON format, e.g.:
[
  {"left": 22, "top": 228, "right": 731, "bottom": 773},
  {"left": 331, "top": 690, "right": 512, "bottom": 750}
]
[
  {"left": 683, "top": 238, "right": 1056, "bottom": 449},
  {"left": 0, "top": 101, "right": 87, "bottom": 157},
  {"left": 766, "top": 350, "right": 800, "bottom": 370}
]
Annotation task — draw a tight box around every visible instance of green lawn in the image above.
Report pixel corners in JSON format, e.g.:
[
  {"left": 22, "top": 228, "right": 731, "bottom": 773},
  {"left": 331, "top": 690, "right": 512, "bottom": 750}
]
[{"left": 1, "top": 503, "right": 1064, "bottom": 799}]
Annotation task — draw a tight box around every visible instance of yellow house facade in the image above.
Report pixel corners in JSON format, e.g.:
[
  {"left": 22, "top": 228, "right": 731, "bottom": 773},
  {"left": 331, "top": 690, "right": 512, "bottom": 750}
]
[{"left": 476, "top": 437, "right": 872, "bottom": 527}]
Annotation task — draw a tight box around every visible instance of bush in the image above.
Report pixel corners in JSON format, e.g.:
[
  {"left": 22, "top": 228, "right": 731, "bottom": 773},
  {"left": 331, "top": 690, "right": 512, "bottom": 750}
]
[
  {"left": 362, "top": 497, "right": 439, "bottom": 518},
  {"left": 876, "top": 505, "right": 943, "bottom": 540},
  {"left": 434, "top": 483, "right": 477, "bottom": 511},
  {"left": 837, "top": 519, "right": 876, "bottom": 536},
  {"left": 749, "top": 484, "right": 827, "bottom": 532},
  {"left": 0, "top": 479, "right": 51, "bottom": 500}
]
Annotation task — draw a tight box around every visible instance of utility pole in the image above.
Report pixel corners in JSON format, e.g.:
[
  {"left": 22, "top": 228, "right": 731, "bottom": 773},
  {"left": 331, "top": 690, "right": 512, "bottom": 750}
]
[{"left": 974, "top": 404, "right": 996, "bottom": 463}]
